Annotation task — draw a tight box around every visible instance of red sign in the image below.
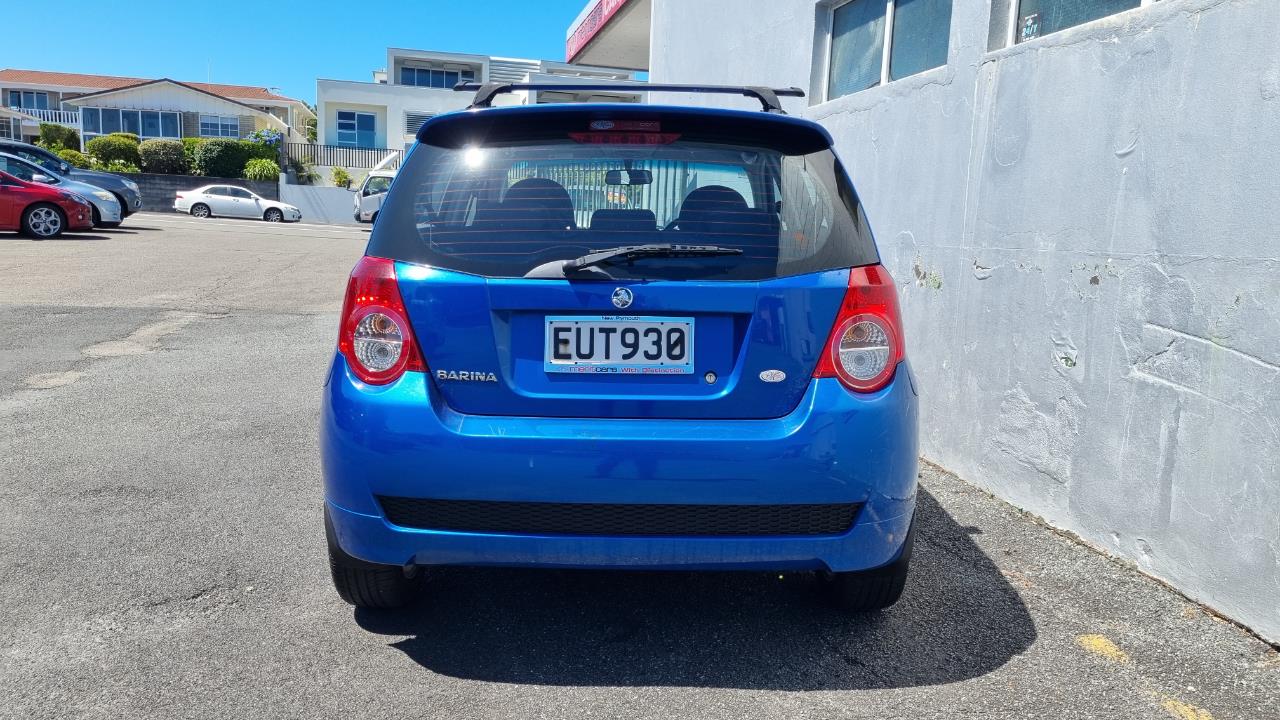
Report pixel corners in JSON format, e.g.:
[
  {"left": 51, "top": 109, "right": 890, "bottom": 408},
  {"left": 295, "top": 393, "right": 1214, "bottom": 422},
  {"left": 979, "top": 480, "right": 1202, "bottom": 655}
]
[{"left": 566, "top": 0, "right": 632, "bottom": 62}]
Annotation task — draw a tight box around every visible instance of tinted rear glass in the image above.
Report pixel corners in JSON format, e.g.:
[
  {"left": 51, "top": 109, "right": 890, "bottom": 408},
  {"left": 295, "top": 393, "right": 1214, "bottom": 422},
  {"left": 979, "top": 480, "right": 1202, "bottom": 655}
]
[{"left": 369, "top": 113, "right": 877, "bottom": 280}]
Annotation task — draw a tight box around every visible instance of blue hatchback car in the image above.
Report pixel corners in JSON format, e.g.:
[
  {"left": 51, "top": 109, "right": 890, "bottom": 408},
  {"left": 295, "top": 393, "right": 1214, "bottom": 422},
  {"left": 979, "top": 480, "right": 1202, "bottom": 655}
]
[{"left": 322, "top": 84, "right": 918, "bottom": 610}]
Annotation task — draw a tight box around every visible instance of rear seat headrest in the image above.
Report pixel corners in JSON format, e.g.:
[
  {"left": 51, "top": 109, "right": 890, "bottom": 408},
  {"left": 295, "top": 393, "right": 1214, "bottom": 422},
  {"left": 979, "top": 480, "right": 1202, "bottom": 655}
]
[{"left": 590, "top": 208, "right": 658, "bottom": 233}]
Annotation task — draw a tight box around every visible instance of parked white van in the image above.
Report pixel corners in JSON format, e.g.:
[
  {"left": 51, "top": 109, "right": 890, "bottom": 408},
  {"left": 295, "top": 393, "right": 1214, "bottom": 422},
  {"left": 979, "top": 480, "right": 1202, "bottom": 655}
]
[{"left": 354, "top": 170, "right": 394, "bottom": 223}]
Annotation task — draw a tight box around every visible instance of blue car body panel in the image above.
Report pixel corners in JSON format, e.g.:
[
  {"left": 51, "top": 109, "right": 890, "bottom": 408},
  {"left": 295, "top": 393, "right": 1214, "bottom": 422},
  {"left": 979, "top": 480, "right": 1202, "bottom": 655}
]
[
  {"left": 322, "top": 353, "right": 918, "bottom": 572},
  {"left": 397, "top": 263, "right": 850, "bottom": 420},
  {"left": 321, "top": 102, "right": 919, "bottom": 574}
]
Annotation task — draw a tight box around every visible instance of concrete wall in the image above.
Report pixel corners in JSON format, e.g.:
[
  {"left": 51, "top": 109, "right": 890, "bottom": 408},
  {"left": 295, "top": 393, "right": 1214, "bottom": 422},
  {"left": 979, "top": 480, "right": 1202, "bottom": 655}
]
[
  {"left": 648, "top": 0, "right": 1280, "bottom": 642},
  {"left": 121, "top": 173, "right": 278, "bottom": 213},
  {"left": 278, "top": 184, "right": 361, "bottom": 226}
]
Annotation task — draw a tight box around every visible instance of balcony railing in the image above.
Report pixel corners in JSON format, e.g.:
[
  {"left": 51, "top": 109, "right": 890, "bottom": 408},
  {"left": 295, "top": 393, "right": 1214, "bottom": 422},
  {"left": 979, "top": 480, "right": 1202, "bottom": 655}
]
[
  {"left": 285, "top": 143, "right": 403, "bottom": 170},
  {"left": 11, "top": 107, "right": 81, "bottom": 127}
]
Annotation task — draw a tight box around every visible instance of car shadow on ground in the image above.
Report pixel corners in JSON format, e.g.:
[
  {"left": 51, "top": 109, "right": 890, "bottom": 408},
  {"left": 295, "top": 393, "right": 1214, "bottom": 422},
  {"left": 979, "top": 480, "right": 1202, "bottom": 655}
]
[
  {"left": 354, "top": 488, "right": 1036, "bottom": 690},
  {"left": 0, "top": 232, "right": 112, "bottom": 241}
]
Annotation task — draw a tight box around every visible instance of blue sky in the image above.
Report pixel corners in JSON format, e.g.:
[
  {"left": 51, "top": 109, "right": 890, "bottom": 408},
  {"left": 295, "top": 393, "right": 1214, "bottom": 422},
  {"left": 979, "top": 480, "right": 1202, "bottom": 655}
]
[{"left": 1, "top": 0, "right": 591, "bottom": 105}]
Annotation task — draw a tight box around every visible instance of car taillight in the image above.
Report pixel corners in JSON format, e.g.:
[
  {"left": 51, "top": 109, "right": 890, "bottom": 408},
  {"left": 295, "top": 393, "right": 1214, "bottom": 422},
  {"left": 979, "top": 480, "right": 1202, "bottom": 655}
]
[
  {"left": 814, "top": 265, "right": 904, "bottom": 393},
  {"left": 337, "top": 256, "right": 426, "bottom": 385}
]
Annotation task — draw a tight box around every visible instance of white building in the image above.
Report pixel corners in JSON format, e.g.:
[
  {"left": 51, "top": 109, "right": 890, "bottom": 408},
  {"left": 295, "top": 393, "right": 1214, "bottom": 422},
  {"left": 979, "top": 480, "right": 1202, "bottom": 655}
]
[
  {"left": 316, "top": 48, "right": 640, "bottom": 154},
  {"left": 0, "top": 69, "right": 314, "bottom": 144},
  {"left": 566, "top": 0, "right": 1280, "bottom": 644}
]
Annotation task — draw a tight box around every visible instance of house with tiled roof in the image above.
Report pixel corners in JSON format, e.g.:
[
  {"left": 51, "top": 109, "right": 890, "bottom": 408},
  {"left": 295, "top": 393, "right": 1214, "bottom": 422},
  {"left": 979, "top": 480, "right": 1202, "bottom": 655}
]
[{"left": 0, "top": 69, "right": 315, "bottom": 146}]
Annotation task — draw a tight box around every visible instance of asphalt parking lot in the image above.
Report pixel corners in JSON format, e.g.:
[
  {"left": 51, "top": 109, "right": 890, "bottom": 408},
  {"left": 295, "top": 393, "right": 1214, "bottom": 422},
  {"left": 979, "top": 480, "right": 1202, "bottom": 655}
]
[{"left": 1, "top": 213, "right": 1276, "bottom": 720}]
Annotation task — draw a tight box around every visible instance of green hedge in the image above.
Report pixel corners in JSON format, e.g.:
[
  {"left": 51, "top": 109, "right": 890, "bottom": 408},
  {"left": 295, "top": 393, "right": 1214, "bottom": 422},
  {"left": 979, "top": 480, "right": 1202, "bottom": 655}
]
[
  {"left": 139, "top": 139, "right": 188, "bottom": 174},
  {"left": 192, "top": 139, "right": 251, "bottom": 178},
  {"left": 85, "top": 134, "right": 141, "bottom": 167},
  {"left": 177, "top": 137, "right": 280, "bottom": 177},
  {"left": 39, "top": 124, "right": 81, "bottom": 152},
  {"left": 57, "top": 148, "right": 91, "bottom": 169}
]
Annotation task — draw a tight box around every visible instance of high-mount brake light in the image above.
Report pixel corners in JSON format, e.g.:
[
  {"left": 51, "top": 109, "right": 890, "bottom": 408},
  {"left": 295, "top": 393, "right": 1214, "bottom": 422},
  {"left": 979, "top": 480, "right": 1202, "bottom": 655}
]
[
  {"left": 813, "top": 265, "right": 904, "bottom": 393},
  {"left": 568, "top": 132, "right": 682, "bottom": 145},
  {"left": 337, "top": 256, "right": 426, "bottom": 385}
]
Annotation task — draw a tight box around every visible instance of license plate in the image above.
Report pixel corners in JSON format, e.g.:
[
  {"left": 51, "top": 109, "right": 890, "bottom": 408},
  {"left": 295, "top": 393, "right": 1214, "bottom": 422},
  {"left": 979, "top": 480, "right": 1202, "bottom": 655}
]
[{"left": 544, "top": 316, "right": 694, "bottom": 374}]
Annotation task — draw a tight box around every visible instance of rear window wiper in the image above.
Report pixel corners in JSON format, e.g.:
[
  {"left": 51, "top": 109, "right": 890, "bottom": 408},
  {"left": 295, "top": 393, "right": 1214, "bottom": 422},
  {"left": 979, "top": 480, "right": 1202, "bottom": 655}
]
[
  {"left": 569, "top": 243, "right": 743, "bottom": 271},
  {"left": 525, "top": 244, "right": 743, "bottom": 279},
  {"left": 525, "top": 244, "right": 744, "bottom": 279}
]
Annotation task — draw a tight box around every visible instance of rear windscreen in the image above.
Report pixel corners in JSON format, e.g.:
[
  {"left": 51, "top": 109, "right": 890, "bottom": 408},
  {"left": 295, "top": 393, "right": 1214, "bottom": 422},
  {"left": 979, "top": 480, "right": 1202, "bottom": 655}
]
[{"left": 368, "top": 123, "right": 878, "bottom": 280}]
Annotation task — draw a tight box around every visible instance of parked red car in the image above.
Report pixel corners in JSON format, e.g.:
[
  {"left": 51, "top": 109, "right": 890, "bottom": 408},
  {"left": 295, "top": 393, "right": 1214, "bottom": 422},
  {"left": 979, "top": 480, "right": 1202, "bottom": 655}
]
[{"left": 0, "top": 170, "right": 93, "bottom": 239}]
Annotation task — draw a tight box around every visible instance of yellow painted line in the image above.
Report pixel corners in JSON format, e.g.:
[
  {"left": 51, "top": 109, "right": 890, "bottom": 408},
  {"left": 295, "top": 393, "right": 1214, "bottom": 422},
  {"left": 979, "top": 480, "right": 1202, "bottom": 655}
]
[
  {"left": 1160, "top": 697, "right": 1215, "bottom": 720},
  {"left": 1075, "top": 633, "right": 1130, "bottom": 663}
]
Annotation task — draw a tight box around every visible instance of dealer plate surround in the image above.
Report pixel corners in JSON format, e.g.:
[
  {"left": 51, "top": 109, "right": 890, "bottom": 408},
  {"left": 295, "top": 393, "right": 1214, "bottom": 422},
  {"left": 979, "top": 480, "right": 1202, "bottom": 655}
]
[{"left": 544, "top": 315, "right": 694, "bottom": 374}]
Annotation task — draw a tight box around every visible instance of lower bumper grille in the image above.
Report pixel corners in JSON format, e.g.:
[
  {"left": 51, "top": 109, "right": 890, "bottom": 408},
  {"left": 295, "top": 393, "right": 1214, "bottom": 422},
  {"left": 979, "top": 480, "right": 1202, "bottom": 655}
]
[{"left": 376, "top": 497, "right": 860, "bottom": 537}]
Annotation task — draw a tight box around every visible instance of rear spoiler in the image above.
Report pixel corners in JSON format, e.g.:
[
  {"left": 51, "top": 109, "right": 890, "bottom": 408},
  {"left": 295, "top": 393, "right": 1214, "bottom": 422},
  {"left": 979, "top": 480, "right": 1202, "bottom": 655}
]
[{"left": 455, "top": 82, "right": 805, "bottom": 114}]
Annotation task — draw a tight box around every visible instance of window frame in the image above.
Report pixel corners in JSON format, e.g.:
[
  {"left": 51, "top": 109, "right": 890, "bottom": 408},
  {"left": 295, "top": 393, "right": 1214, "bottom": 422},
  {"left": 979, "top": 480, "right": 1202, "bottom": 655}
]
[
  {"left": 81, "top": 107, "right": 181, "bottom": 141},
  {"left": 336, "top": 110, "right": 376, "bottom": 147},
  {"left": 821, "top": 0, "right": 953, "bottom": 102},
  {"left": 400, "top": 63, "right": 478, "bottom": 89},
  {"left": 10, "top": 91, "right": 50, "bottom": 110},
  {"left": 199, "top": 114, "right": 240, "bottom": 138},
  {"left": 1003, "top": 0, "right": 1156, "bottom": 47}
]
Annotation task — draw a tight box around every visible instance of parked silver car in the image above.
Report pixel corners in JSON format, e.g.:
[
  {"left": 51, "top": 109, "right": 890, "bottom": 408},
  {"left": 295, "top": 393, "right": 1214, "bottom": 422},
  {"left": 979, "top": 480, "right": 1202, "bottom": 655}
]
[
  {"left": 174, "top": 184, "right": 301, "bottom": 222},
  {"left": 0, "top": 152, "right": 123, "bottom": 227}
]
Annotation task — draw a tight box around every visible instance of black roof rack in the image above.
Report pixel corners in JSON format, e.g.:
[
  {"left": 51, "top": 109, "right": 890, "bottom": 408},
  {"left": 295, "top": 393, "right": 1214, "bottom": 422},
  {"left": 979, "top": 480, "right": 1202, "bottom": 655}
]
[{"left": 454, "top": 82, "right": 806, "bottom": 114}]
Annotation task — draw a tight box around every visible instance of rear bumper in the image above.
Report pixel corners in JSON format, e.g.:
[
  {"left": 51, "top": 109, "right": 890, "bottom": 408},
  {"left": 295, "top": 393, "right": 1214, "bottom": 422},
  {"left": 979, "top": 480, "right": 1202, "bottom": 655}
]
[{"left": 322, "top": 355, "right": 919, "bottom": 571}]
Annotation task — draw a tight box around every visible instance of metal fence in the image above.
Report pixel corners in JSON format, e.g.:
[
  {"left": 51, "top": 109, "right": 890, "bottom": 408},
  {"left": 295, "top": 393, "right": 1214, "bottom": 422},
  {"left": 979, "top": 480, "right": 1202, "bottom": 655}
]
[{"left": 285, "top": 143, "right": 403, "bottom": 170}]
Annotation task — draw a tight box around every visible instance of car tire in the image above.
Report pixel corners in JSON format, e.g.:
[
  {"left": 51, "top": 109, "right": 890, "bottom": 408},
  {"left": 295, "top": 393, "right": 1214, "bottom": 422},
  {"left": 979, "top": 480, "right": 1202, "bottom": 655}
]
[
  {"left": 264, "top": 208, "right": 283, "bottom": 223},
  {"left": 21, "top": 203, "right": 66, "bottom": 240},
  {"left": 826, "top": 512, "right": 915, "bottom": 612},
  {"left": 326, "top": 508, "right": 417, "bottom": 608},
  {"left": 190, "top": 204, "right": 211, "bottom": 219},
  {"left": 91, "top": 206, "right": 101, "bottom": 227}
]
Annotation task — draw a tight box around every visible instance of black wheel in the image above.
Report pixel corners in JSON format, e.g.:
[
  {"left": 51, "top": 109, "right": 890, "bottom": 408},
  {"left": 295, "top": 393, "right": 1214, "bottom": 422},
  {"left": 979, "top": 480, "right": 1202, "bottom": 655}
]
[
  {"left": 369, "top": 211, "right": 378, "bottom": 225},
  {"left": 264, "top": 208, "right": 283, "bottom": 223},
  {"left": 826, "top": 513, "right": 915, "bottom": 612},
  {"left": 326, "top": 508, "right": 417, "bottom": 608},
  {"left": 91, "top": 205, "right": 101, "bottom": 227},
  {"left": 190, "top": 203, "right": 211, "bottom": 219},
  {"left": 21, "top": 203, "right": 66, "bottom": 239}
]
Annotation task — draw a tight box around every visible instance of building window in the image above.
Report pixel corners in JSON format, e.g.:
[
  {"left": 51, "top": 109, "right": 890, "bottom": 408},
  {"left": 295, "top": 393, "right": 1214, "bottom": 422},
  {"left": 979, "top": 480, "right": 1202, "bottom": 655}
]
[
  {"left": 122, "top": 109, "right": 142, "bottom": 136},
  {"left": 825, "top": 0, "right": 952, "bottom": 101},
  {"left": 400, "top": 65, "right": 477, "bottom": 89},
  {"left": 8, "top": 91, "right": 50, "bottom": 110},
  {"left": 1012, "top": 0, "right": 1143, "bottom": 44},
  {"left": 200, "top": 115, "right": 240, "bottom": 138},
  {"left": 81, "top": 107, "right": 180, "bottom": 141},
  {"left": 336, "top": 110, "right": 376, "bottom": 147},
  {"left": 0, "top": 118, "right": 13, "bottom": 139},
  {"left": 890, "top": 0, "right": 953, "bottom": 79}
]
